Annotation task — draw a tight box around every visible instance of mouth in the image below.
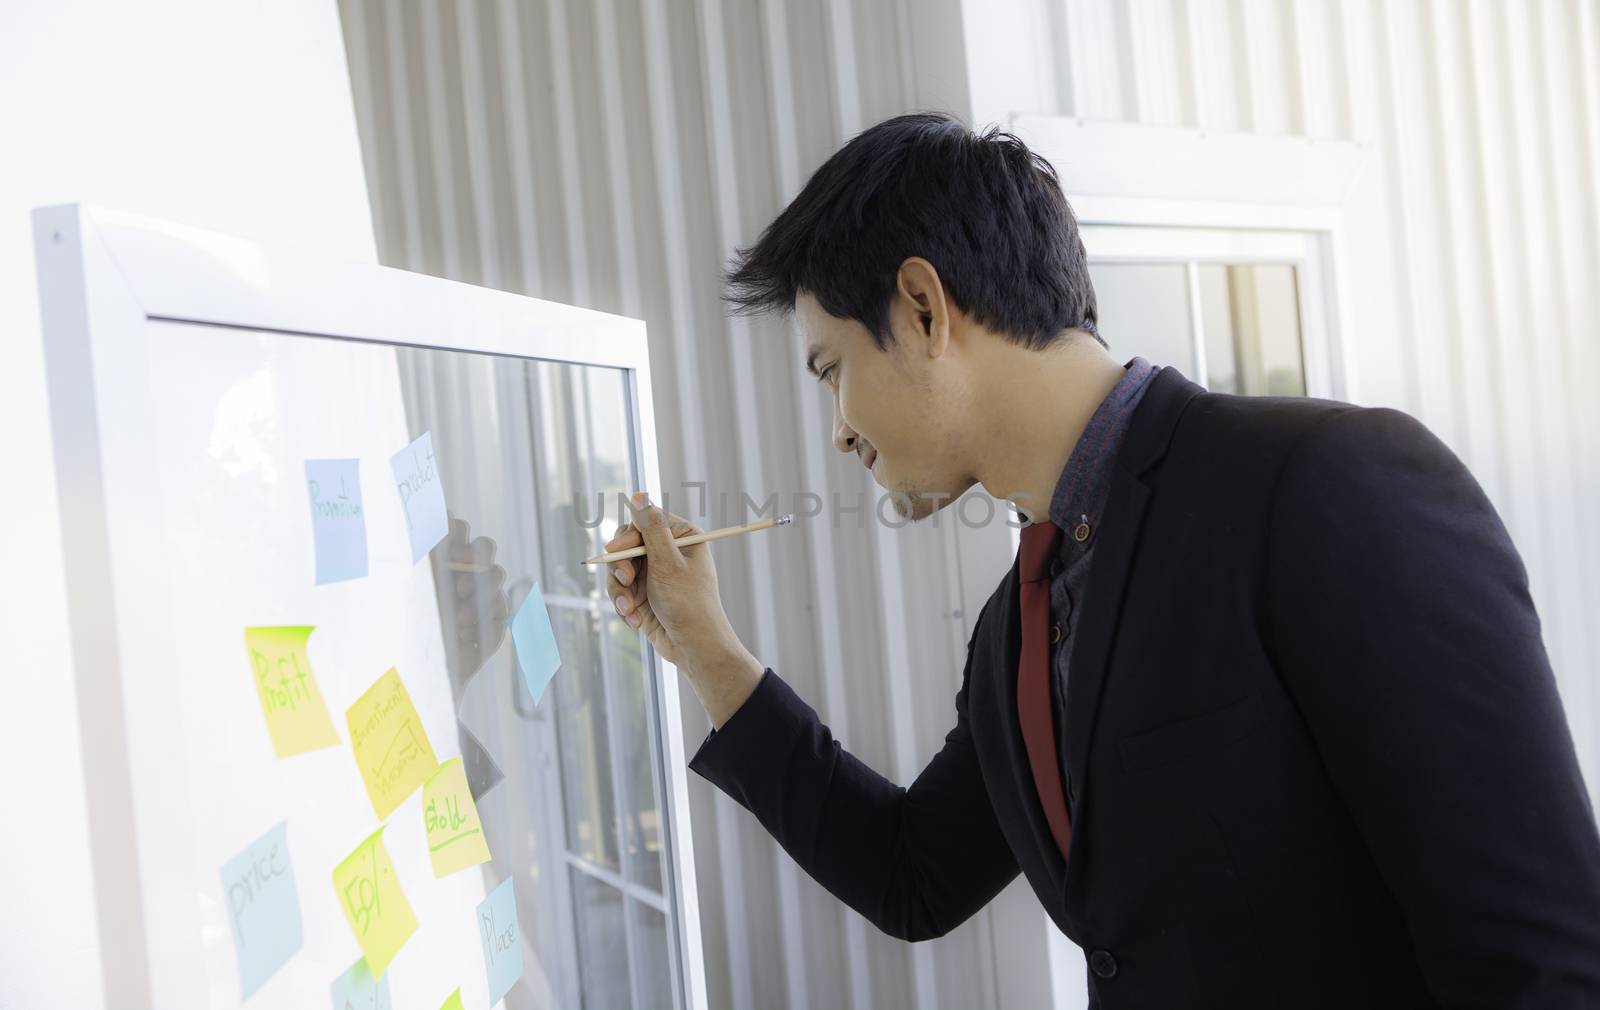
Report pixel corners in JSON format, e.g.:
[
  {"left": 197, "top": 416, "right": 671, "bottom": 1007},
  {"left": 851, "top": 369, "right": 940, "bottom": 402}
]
[{"left": 864, "top": 448, "right": 878, "bottom": 472}]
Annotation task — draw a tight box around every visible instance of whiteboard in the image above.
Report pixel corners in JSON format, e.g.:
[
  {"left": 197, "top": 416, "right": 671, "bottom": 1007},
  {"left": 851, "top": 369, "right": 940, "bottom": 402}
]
[{"left": 32, "top": 205, "right": 706, "bottom": 1010}]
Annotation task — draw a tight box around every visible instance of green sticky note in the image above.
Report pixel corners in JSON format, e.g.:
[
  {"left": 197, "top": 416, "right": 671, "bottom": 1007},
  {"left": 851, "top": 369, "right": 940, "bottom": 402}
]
[
  {"left": 245, "top": 626, "right": 340, "bottom": 757},
  {"left": 346, "top": 667, "right": 439, "bottom": 819},
  {"left": 332, "top": 826, "right": 417, "bottom": 980},
  {"left": 423, "top": 757, "right": 492, "bottom": 877}
]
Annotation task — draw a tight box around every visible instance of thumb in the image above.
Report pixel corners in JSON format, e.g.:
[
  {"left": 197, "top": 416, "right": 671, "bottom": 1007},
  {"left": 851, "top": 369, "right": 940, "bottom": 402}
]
[{"left": 626, "top": 491, "right": 683, "bottom": 567}]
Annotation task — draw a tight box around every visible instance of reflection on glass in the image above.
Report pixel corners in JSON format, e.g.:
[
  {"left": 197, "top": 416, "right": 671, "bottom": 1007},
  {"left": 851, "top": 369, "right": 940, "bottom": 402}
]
[
  {"left": 554, "top": 605, "right": 622, "bottom": 874},
  {"left": 1196, "top": 263, "right": 1305, "bottom": 396},
  {"left": 629, "top": 900, "right": 672, "bottom": 1010},
  {"left": 392, "top": 346, "right": 678, "bottom": 1010},
  {"left": 1085, "top": 263, "right": 1194, "bottom": 369},
  {"left": 605, "top": 614, "right": 665, "bottom": 893},
  {"left": 572, "top": 870, "right": 633, "bottom": 1010},
  {"left": 1088, "top": 260, "right": 1306, "bottom": 397}
]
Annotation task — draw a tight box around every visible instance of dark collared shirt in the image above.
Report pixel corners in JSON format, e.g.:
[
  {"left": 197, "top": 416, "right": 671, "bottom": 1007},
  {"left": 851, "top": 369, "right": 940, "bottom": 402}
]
[{"left": 1043, "top": 357, "right": 1158, "bottom": 807}]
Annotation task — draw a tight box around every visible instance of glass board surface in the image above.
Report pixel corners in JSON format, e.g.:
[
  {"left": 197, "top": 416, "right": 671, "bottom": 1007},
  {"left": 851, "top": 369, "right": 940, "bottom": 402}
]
[{"left": 136, "top": 318, "right": 680, "bottom": 1009}]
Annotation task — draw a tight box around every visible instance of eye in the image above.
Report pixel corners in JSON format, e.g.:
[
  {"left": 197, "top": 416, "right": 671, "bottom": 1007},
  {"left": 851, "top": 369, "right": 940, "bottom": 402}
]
[{"left": 817, "top": 363, "right": 837, "bottom": 386}]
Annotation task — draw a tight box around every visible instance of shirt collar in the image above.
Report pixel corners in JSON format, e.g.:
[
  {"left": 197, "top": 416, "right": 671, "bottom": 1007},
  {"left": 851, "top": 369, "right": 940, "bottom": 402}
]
[{"left": 1046, "top": 357, "right": 1159, "bottom": 539}]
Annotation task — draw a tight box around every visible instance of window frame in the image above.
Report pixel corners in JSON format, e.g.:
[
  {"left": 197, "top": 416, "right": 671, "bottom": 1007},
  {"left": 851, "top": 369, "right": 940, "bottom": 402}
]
[
  {"left": 1080, "top": 225, "right": 1336, "bottom": 400},
  {"left": 31, "top": 203, "right": 710, "bottom": 1010}
]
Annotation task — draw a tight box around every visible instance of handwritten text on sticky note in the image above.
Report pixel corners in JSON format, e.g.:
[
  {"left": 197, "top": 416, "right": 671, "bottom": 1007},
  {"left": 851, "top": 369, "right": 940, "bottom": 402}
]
[
  {"left": 347, "top": 667, "right": 439, "bottom": 819},
  {"left": 244, "top": 626, "right": 340, "bottom": 757},
  {"left": 306, "top": 458, "right": 369, "bottom": 584},
  {"left": 329, "top": 956, "right": 392, "bottom": 1010},
  {"left": 390, "top": 431, "right": 449, "bottom": 563},
  {"left": 333, "top": 827, "right": 418, "bottom": 980},
  {"left": 511, "top": 583, "right": 562, "bottom": 707},
  {"left": 478, "top": 875, "right": 524, "bottom": 1006},
  {"left": 423, "top": 757, "right": 492, "bottom": 877},
  {"left": 220, "top": 821, "right": 302, "bottom": 999}
]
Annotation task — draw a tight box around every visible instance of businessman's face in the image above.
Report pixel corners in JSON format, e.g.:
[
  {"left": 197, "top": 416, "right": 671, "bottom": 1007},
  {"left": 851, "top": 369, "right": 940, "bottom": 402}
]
[{"left": 796, "top": 278, "right": 977, "bottom": 522}]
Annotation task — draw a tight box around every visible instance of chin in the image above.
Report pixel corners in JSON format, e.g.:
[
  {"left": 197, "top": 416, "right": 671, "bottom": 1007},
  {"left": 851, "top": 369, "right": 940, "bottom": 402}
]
[{"left": 887, "top": 487, "right": 960, "bottom": 523}]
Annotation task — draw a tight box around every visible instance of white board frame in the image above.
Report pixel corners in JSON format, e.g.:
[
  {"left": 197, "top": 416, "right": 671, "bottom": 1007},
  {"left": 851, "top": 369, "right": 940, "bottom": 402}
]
[{"left": 31, "top": 203, "right": 708, "bottom": 1010}]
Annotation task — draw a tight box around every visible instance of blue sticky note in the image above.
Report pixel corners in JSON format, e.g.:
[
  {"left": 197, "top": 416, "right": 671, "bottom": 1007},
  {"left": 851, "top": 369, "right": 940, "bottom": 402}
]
[
  {"left": 511, "top": 583, "right": 562, "bottom": 706},
  {"left": 390, "top": 431, "right": 449, "bottom": 563},
  {"left": 220, "top": 821, "right": 303, "bottom": 999},
  {"left": 329, "top": 957, "right": 392, "bottom": 1010},
  {"left": 306, "top": 459, "right": 369, "bottom": 584},
  {"left": 477, "top": 876, "right": 524, "bottom": 1006}
]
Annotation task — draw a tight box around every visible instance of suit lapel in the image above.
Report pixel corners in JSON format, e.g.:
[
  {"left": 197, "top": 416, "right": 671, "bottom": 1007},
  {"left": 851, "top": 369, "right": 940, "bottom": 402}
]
[
  {"left": 988, "top": 367, "right": 1203, "bottom": 896},
  {"left": 1058, "top": 368, "right": 1202, "bottom": 892}
]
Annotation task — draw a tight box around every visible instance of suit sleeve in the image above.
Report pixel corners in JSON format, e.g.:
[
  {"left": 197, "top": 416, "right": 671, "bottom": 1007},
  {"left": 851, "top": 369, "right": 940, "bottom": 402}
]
[
  {"left": 687, "top": 618, "right": 1020, "bottom": 941},
  {"left": 1267, "top": 406, "right": 1600, "bottom": 1005}
]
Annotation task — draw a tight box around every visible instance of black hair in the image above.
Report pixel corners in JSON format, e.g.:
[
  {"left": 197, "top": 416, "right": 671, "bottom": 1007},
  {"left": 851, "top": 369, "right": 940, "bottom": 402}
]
[{"left": 723, "top": 111, "right": 1100, "bottom": 351}]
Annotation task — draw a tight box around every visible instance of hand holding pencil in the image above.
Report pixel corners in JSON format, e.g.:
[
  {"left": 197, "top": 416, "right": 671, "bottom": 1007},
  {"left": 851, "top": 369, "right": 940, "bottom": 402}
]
[{"left": 600, "top": 494, "right": 767, "bottom": 722}]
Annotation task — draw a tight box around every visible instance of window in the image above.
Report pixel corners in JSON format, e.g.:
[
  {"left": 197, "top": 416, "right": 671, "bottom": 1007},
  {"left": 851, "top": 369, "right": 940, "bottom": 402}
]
[
  {"left": 402, "top": 352, "right": 683, "bottom": 1010},
  {"left": 1081, "top": 224, "right": 1336, "bottom": 399}
]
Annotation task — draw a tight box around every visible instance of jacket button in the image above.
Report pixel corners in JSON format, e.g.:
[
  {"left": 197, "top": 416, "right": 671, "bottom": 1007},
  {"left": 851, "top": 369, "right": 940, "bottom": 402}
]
[
  {"left": 1089, "top": 949, "right": 1117, "bottom": 978},
  {"left": 1050, "top": 624, "right": 1062, "bottom": 644}
]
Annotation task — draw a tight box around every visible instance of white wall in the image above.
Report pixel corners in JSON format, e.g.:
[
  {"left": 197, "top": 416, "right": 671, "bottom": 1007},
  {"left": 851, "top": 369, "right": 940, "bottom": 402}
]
[{"left": 0, "top": 3, "right": 374, "bottom": 1007}]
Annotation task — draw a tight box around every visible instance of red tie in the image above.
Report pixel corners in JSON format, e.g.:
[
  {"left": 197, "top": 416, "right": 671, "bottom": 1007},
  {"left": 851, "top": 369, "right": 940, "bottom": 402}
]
[{"left": 1018, "top": 520, "right": 1073, "bottom": 861}]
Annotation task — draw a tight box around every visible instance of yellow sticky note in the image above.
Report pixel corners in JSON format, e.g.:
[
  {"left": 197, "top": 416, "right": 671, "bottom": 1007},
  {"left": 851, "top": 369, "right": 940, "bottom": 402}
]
[
  {"left": 244, "top": 627, "right": 340, "bottom": 757},
  {"left": 423, "top": 757, "right": 492, "bottom": 877},
  {"left": 440, "top": 988, "right": 464, "bottom": 1010},
  {"left": 332, "top": 826, "right": 418, "bottom": 980},
  {"left": 347, "top": 667, "right": 439, "bottom": 819}
]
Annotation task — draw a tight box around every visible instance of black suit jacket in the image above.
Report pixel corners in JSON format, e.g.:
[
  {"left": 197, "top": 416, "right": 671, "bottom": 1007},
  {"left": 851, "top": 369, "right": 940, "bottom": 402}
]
[{"left": 689, "top": 368, "right": 1600, "bottom": 1007}]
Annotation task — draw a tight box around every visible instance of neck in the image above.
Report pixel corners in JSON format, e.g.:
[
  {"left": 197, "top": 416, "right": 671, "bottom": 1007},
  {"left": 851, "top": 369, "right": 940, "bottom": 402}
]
[{"left": 972, "top": 331, "right": 1127, "bottom": 523}]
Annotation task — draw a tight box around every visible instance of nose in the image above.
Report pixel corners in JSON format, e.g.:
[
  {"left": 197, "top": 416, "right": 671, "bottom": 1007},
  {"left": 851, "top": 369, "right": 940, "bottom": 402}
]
[{"left": 832, "top": 402, "right": 858, "bottom": 455}]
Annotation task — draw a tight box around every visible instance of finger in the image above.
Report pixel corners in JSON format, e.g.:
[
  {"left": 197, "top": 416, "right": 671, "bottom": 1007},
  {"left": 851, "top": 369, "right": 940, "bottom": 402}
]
[
  {"left": 608, "top": 572, "right": 635, "bottom": 618},
  {"left": 606, "top": 523, "right": 642, "bottom": 551},
  {"left": 625, "top": 492, "right": 684, "bottom": 568},
  {"left": 607, "top": 570, "right": 630, "bottom": 603},
  {"left": 660, "top": 512, "right": 709, "bottom": 554},
  {"left": 606, "top": 524, "right": 642, "bottom": 585},
  {"left": 446, "top": 517, "right": 473, "bottom": 557},
  {"left": 468, "top": 535, "right": 497, "bottom": 565},
  {"left": 455, "top": 566, "right": 507, "bottom": 598},
  {"left": 609, "top": 557, "right": 635, "bottom": 586},
  {"left": 661, "top": 511, "right": 703, "bottom": 537}
]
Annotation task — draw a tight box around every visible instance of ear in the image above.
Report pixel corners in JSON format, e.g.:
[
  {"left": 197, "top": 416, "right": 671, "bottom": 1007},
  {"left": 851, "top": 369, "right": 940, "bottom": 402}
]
[{"left": 895, "top": 257, "right": 952, "bottom": 358}]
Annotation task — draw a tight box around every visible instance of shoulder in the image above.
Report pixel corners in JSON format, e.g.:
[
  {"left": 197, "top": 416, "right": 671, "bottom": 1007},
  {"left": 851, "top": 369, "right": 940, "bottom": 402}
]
[
  {"left": 1268, "top": 404, "right": 1507, "bottom": 575},
  {"left": 1275, "top": 404, "right": 1480, "bottom": 510}
]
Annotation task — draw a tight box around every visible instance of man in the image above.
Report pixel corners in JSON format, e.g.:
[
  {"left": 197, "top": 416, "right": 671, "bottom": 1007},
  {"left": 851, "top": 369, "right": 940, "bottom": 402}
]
[{"left": 603, "top": 113, "right": 1600, "bottom": 1006}]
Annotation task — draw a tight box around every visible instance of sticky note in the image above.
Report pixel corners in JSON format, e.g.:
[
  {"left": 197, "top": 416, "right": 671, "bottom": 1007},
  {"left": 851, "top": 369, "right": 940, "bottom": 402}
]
[
  {"left": 423, "top": 757, "right": 492, "bottom": 877},
  {"left": 329, "top": 956, "right": 392, "bottom": 1010},
  {"left": 511, "top": 583, "right": 562, "bottom": 706},
  {"left": 347, "top": 667, "right": 439, "bottom": 819},
  {"left": 333, "top": 827, "right": 418, "bottom": 980},
  {"left": 477, "top": 876, "right": 524, "bottom": 1006},
  {"left": 245, "top": 627, "right": 340, "bottom": 757},
  {"left": 306, "top": 458, "right": 369, "bottom": 584},
  {"left": 439, "top": 988, "right": 464, "bottom": 1010},
  {"left": 390, "top": 431, "right": 449, "bottom": 563},
  {"left": 220, "top": 821, "right": 302, "bottom": 999}
]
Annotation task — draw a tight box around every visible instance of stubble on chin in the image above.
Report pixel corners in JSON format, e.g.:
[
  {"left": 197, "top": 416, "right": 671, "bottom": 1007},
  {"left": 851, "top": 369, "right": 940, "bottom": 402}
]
[{"left": 885, "top": 488, "right": 949, "bottom": 523}]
